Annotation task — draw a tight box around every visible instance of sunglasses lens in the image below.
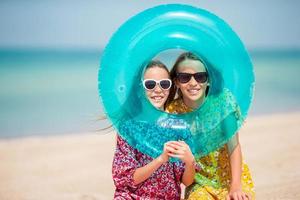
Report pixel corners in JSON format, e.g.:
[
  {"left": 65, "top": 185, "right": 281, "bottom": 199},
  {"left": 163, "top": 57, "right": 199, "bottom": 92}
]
[
  {"left": 194, "top": 72, "right": 208, "bottom": 83},
  {"left": 177, "top": 73, "right": 192, "bottom": 83},
  {"left": 160, "top": 80, "right": 171, "bottom": 90},
  {"left": 144, "top": 80, "right": 156, "bottom": 90}
]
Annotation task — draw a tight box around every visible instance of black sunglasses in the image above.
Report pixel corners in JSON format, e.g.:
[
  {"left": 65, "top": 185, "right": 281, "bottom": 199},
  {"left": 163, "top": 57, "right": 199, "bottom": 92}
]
[
  {"left": 143, "top": 79, "right": 172, "bottom": 90},
  {"left": 176, "top": 72, "right": 208, "bottom": 83}
]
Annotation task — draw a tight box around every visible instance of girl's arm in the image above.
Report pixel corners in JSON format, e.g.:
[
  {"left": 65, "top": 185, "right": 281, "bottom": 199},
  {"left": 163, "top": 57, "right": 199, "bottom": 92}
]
[
  {"left": 229, "top": 139, "right": 242, "bottom": 191},
  {"left": 133, "top": 143, "right": 170, "bottom": 185},
  {"left": 227, "top": 133, "right": 251, "bottom": 200},
  {"left": 112, "top": 135, "right": 141, "bottom": 189},
  {"left": 113, "top": 135, "right": 172, "bottom": 187},
  {"left": 167, "top": 141, "right": 195, "bottom": 186},
  {"left": 181, "top": 158, "right": 196, "bottom": 186}
]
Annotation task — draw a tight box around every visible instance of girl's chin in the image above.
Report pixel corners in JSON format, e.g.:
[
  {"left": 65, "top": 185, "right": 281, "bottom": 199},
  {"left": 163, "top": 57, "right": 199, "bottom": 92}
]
[
  {"left": 150, "top": 101, "right": 164, "bottom": 109},
  {"left": 185, "top": 93, "right": 205, "bottom": 102}
]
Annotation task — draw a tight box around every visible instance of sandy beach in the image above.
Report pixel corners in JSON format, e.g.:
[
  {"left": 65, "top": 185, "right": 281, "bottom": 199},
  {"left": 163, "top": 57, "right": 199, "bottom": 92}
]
[{"left": 0, "top": 112, "right": 299, "bottom": 200}]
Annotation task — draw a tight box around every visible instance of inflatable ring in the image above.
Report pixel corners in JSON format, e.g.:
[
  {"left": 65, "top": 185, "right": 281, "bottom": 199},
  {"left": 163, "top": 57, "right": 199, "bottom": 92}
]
[{"left": 98, "top": 4, "right": 254, "bottom": 159}]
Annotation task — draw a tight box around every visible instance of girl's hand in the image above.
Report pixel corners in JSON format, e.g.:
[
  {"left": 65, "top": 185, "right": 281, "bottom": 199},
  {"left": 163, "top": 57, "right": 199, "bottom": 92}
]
[
  {"left": 158, "top": 142, "right": 171, "bottom": 163},
  {"left": 166, "top": 141, "right": 195, "bottom": 166},
  {"left": 226, "top": 188, "right": 251, "bottom": 200}
]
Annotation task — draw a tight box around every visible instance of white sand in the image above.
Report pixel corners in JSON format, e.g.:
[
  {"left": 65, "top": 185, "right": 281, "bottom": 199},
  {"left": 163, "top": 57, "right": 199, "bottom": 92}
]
[{"left": 0, "top": 112, "right": 299, "bottom": 199}]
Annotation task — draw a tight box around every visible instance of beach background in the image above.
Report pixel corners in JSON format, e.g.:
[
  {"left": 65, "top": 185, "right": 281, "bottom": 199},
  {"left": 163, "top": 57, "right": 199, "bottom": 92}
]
[{"left": 1, "top": 1, "right": 300, "bottom": 199}]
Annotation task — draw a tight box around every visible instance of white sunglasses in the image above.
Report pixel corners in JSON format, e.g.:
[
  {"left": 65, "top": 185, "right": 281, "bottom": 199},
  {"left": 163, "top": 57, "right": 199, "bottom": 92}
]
[{"left": 142, "top": 79, "right": 172, "bottom": 90}]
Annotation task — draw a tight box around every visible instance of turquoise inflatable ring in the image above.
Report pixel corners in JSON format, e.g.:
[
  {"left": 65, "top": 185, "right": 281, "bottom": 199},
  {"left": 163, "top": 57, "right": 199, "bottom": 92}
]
[{"left": 98, "top": 4, "right": 254, "bottom": 159}]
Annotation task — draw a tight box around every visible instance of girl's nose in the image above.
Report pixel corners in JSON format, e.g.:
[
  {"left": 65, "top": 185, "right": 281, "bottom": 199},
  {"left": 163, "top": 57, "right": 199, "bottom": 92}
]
[
  {"left": 189, "top": 76, "right": 198, "bottom": 86},
  {"left": 153, "top": 84, "right": 163, "bottom": 93}
]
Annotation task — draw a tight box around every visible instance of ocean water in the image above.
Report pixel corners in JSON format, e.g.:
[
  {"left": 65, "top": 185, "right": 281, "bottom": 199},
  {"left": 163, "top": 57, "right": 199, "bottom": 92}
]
[
  {"left": 0, "top": 49, "right": 299, "bottom": 138},
  {"left": 250, "top": 50, "right": 300, "bottom": 115}
]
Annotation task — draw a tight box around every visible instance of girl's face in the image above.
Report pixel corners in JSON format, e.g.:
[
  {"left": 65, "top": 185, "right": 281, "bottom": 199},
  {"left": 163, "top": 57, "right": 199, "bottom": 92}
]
[
  {"left": 143, "top": 67, "right": 171, "bottom": 110},
  {"left": 176, "top": 59, "right": 208, "bottom": 109}
]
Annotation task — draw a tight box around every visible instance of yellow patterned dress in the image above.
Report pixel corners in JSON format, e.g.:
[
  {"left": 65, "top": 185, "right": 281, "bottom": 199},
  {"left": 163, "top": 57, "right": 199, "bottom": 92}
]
[{"left": 166, "top": 98, "right": 255, "bottom": 200}]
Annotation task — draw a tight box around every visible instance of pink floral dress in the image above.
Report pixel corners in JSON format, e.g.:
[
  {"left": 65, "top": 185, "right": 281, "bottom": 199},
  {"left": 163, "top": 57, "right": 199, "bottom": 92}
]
[{"left": 112, "top": 135, "right": 185, "bottom": 200}]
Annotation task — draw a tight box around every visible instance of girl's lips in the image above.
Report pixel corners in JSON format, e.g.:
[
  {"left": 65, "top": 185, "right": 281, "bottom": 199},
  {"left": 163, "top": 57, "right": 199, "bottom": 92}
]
[
  {"left": 187, "top": 88, "right": 200, "bottom": 95},
  {"left": 151, "top": 96, "right": 164, "bottom": 102}
]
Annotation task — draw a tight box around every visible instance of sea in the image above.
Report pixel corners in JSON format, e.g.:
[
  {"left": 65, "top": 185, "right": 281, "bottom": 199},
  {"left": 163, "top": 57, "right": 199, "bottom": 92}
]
[{"left": 0, "top": 49, "right": 299, "bottom": 138}]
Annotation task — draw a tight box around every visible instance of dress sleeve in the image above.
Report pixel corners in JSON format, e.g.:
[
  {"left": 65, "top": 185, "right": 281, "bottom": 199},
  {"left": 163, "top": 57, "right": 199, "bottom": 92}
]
[
  {"left": 112, "top": 135, "right": 140, "bottom": 190},
  {"left": 173, "top": 161, "right": 186, "bottom": 182}
]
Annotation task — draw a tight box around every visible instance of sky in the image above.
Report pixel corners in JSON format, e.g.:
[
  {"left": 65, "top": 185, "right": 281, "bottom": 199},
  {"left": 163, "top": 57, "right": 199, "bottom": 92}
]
[{"left": 0, "top": 0, "right": 299, "bottom": 50}]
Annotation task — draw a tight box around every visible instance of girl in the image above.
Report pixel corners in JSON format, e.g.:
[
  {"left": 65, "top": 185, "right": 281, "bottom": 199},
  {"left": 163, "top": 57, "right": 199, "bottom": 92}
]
[
  {"left": 166, "top": 52, "right": 255, "bottom": 200},
  {"left": 112, "top": 60, "right": 195, "bottom": 199}
]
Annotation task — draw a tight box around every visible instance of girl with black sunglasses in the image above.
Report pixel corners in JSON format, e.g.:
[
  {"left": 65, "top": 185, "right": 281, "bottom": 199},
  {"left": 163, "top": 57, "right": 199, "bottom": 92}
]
[{"left": 166, "top": 52, "right": 255, "bottom": 200}]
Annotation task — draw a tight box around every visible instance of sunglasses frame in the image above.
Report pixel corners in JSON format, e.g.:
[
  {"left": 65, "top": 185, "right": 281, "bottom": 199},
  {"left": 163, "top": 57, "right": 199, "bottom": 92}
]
[
  {"left": 176, "top": 72, "right": 208, "bottom": 84},
  {"left": 142, "top": 79, "right": 172, "bottom": 91}
]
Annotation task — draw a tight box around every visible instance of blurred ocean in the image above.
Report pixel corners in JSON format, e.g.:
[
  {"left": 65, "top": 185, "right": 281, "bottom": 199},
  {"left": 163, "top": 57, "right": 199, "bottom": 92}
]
[{"left": 0, "top": 49, "right": 299, "bottom": 138}]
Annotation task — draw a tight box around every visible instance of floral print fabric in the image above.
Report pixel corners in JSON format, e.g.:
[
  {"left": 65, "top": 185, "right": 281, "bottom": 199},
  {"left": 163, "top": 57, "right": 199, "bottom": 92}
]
[{"left": 112, "top": 135, "right": 185, "bottom": 199}]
